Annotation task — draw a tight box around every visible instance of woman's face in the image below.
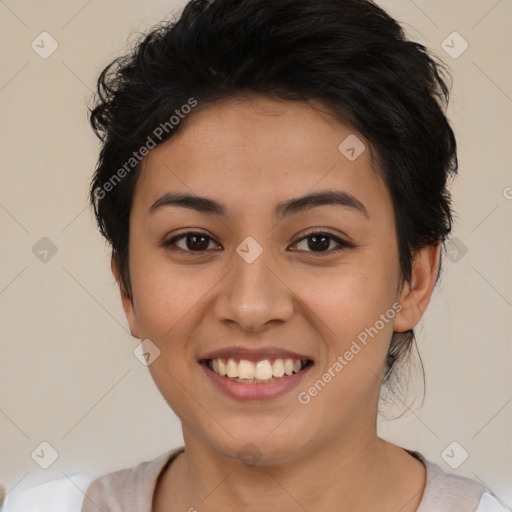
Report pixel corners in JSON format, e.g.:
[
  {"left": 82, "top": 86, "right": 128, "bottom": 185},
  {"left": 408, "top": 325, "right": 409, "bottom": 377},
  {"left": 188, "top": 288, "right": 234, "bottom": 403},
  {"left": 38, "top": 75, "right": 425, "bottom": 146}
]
[{"left": 119, "top": 96, "right": 424, "bottom": 463}]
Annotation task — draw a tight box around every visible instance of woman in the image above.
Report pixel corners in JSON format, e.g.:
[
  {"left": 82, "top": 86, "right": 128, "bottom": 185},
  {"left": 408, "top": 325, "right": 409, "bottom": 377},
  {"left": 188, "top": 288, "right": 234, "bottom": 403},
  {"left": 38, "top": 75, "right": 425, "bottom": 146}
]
[{"left": 82, "top": 0, "right": 503, "bottom": 510}]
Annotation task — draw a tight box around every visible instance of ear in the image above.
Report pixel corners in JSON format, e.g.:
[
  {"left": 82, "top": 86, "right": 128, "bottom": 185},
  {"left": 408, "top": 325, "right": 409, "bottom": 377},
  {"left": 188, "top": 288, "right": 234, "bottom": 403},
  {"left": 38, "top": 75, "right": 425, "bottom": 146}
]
[
  {"left": 111, "top": 255, "right": 140, "bottom": 339},
  {"left": 393, "top": 244, "right": 441, "bottom": 333}
]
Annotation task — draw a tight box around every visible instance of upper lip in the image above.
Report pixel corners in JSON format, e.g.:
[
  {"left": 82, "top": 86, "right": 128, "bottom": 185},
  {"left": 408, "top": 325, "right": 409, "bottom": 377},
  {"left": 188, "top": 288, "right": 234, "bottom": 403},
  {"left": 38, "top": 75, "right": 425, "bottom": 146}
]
[{"left": 199, "top": 346, "right": 314, "bottom": 363}]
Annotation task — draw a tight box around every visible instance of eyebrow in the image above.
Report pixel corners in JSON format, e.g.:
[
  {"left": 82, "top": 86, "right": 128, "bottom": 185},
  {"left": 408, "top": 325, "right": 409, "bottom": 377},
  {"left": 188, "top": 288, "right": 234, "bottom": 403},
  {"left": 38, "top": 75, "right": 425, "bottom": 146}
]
[{"left": 149, "top": 190, "right": 369, "bottom": 219}]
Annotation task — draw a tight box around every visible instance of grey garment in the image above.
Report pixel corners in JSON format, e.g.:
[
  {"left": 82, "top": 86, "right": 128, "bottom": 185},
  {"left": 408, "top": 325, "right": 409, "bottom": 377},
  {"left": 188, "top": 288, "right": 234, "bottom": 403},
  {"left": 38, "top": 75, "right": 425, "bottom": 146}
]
[
  {"left": 408, "top": 451, "right": 489, "bottom": 511},
  {"left": 81, "top": 449, "right": 178, "bottom": 512},
  {"left": 82, "top": 447, "right": 492, "bottom": 512}
]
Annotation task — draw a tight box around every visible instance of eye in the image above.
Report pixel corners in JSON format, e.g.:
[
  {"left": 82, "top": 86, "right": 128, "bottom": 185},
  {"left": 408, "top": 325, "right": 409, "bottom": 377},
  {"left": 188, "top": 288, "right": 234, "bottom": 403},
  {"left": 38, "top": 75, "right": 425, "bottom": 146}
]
[
  {"left": 163, "top": 231, "right": 221, "bottom": 252},
  {"left": 289, "top": 230, "right": 353, "bottom": 254},
  {"left": 162, "top": 230, "right": 353, "bottom": 254}
]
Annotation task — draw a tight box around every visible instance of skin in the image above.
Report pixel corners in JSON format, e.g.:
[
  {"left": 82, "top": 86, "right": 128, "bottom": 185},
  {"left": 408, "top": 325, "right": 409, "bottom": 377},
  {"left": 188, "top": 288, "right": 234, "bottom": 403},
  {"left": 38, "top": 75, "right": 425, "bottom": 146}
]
[{"left": 112, "top": 95, "right": 440, "bottom": 512}]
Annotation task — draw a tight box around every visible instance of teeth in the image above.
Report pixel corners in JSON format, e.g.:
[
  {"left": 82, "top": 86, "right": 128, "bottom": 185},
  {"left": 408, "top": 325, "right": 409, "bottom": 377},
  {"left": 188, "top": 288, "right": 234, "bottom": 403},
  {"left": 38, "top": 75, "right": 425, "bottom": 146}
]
[
  {"left": 218, "top": 359, "right": 227, "bottom": 376},
  {"left": 238, "top": 359, "right": 255, "bottom": 379},
  {"left": 272, "top": 359, "right": 285, "bottom": 377},
  {"left": 208, "top": 357, "right": 309, "bottom": 381},
  {"left": 255, "top": 360, "right": 272, "bottom": 380},
  {"left": 284, "top": 358, "right": 294, "bottom": 375},
  {"left": 226, "top": 358, "right": 238, "bottom": 378}
]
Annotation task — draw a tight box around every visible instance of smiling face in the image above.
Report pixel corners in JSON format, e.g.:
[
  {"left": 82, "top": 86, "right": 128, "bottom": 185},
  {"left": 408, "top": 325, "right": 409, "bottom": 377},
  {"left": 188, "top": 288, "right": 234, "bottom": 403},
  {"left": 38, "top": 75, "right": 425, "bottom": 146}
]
[{"left": 115, "top": 95, "right": 436, "bottom": 464}]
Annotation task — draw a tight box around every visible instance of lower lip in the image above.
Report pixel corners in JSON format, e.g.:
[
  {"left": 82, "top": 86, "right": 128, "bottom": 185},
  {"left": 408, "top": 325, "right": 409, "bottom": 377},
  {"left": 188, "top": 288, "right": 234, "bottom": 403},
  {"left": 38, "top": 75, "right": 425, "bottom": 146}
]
[{"left": 200, "top": 362, "right": 313, "bottom": 401}]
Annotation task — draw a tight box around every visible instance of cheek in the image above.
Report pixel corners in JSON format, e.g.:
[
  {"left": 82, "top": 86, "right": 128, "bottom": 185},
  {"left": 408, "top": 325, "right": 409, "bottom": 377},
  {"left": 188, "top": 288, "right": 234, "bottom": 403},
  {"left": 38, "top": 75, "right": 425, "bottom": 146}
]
[
  {"left": 129, "top": 249, "right": 208, "bottom": 339},
  {"left": 303, "top": 277, "right": 397, "bottom": 413},
  {"left": 301, "top": 256, "right": 399, "bottom": 333},
  {"left": 297, "top": 256, "right": 399, "bottom": 395},
  {"left": 131, "top": 262, "right": 203, "bottom": 403}
]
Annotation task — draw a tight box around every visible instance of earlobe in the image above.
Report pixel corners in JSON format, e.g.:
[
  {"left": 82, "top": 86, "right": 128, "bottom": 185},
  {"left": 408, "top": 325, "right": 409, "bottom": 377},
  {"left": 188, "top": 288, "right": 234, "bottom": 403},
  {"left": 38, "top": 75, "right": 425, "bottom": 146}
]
[
  {"left": 393, "top": 244, "right": 441, "bottom": 333},
  {"left": 111, "top": 255, "right": 140, "bottom": 339}
]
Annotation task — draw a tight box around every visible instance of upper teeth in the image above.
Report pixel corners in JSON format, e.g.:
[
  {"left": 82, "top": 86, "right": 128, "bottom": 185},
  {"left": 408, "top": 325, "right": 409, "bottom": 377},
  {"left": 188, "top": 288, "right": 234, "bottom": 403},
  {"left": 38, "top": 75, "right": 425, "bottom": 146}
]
[{"left": 210, "top": 358, "right": 306, "bottom": 380}]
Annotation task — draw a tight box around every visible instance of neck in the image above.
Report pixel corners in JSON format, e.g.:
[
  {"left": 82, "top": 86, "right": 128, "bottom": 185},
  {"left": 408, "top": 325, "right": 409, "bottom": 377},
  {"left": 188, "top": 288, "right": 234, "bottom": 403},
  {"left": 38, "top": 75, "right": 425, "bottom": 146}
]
[{"left": 158, "top": 430, "right": 425, "bottom": 512}]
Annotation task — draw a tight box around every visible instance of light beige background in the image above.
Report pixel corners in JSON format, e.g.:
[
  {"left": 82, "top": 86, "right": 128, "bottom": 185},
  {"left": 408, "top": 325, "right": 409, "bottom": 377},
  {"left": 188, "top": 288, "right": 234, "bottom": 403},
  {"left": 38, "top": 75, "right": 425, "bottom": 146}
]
[{"left": 0, "top": 0, "right": 511, "bottom": 505}]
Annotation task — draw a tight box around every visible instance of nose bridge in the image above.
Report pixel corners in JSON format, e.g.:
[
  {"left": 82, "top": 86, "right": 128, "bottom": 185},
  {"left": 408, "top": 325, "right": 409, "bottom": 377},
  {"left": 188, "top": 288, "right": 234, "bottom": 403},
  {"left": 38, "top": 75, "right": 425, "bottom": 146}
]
[{"left": 213, "top": 235, "right": 294, "bottom": 331}]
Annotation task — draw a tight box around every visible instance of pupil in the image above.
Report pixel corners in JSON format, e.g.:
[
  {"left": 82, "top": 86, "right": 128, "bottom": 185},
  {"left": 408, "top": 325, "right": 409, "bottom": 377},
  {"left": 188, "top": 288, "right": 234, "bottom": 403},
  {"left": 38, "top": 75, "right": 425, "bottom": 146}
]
[{"left": 308, "top": 234, "right": 329, "bottom": 251}]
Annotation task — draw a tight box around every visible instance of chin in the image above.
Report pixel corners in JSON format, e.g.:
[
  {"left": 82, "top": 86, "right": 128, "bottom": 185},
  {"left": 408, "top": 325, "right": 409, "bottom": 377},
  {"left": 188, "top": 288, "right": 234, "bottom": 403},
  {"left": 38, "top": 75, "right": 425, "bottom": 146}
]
[{"left": 202, "top": 421, "right": 312, "bottom": 467}]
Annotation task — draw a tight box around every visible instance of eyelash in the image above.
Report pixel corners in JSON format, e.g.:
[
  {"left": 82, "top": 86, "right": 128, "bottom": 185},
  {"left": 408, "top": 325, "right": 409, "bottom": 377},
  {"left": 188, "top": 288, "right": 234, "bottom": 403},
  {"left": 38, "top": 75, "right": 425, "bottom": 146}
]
[{"left": 162, "top": 230, "right": 353, "bottom": 255}]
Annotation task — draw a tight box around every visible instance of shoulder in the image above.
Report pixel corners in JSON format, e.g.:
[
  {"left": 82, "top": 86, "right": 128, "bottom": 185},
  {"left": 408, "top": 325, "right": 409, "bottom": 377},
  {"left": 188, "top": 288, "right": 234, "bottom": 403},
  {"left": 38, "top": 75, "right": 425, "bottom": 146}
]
[
  {"left": 82, "top": 447, "right": 184, "bottom": 512},
  {"left": 412, "top": 451, "right": 505, "bottom": 512}
]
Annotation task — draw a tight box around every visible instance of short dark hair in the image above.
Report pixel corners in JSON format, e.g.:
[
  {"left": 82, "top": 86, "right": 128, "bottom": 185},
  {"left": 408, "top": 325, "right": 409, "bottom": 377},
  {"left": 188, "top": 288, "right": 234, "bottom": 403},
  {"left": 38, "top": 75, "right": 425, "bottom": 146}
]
[{"left": 89, "top": 0, "right": 457, "bottom": 386}]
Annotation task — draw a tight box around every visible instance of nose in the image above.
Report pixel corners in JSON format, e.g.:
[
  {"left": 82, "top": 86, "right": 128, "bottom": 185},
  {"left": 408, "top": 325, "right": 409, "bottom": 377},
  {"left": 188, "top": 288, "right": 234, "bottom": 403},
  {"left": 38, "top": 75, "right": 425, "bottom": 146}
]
[{"left": 213, "top": 243, "right": 295, "bottom": 333}]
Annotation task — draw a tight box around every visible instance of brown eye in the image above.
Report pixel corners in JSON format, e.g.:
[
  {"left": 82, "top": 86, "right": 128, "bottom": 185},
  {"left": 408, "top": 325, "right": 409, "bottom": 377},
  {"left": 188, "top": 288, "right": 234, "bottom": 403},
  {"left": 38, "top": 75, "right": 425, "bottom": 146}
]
[
  {"left": 291, "top": 231, "right": 352, "bottom": 253},
  {"left": 164, "top": 232, "right": 221, "bottom": 252}
]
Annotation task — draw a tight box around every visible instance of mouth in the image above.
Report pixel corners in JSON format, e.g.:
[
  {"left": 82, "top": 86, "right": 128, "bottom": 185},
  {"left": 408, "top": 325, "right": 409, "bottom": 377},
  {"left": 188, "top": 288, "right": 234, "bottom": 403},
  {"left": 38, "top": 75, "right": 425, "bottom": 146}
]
[
  {"left": 197, "top": 346, "right": 315, "bottom": 400},
  {"left": 199, "top": 355, "right": 315, "bottom": 401},
  {"left": 200, "top": 357, "right": 314, "bottom": 383}
]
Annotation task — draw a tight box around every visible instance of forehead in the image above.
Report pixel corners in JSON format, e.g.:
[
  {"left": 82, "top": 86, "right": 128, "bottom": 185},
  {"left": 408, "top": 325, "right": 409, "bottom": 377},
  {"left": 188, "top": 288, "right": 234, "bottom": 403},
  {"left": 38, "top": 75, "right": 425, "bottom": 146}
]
[{"left": 134, "top": 96, "right": 391, "bottom": 220}]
